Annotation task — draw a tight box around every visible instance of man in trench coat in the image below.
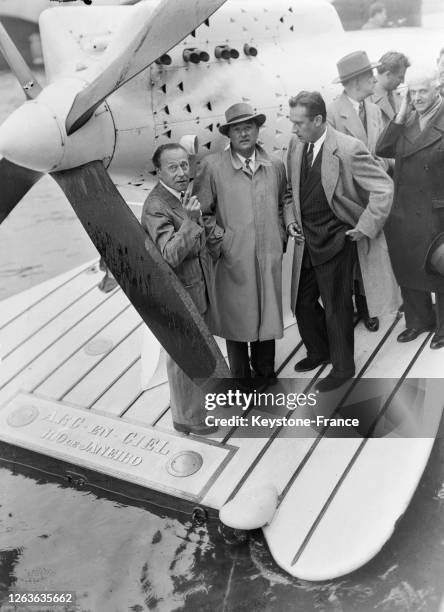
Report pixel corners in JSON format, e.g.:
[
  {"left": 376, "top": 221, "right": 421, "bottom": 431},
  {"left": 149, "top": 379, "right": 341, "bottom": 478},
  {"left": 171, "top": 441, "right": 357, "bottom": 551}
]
[
  {"left": 193, "top": 102, "right": 288, "bottom": 381},
  {"left": 327, "top": 50, "right": 393, "bottom": 333},
  {"left": 142, "top": 143, "right": 217, "bottom": 435},
  {"left": 376, "top": 67, "right": 444, "bottom": 349},
  {"left": 285, "top": 91, "right": 398, "bottom": 392}
]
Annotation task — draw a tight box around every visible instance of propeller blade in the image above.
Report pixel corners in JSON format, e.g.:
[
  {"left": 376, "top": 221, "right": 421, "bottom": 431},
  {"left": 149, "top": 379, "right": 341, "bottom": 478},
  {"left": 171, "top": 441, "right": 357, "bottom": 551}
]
[
  {"left": 65, "top": 0, "right": 227, "bottom": 135},
  {"left": 0, "top": 22, "right": 42, "bottom": 100},
  {"left": 0, "top": 158, "right": 42, "bottom": 224},
  {"left": 52, "top": 160, "right": 230, "bottom": 384}
]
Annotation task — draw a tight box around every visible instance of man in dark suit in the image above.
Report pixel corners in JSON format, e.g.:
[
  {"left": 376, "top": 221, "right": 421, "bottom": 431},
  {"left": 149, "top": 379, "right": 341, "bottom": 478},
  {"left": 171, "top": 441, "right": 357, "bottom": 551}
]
[
  {"left": 285, "top": 91, "right": 396, "bottom": 392},
  {"left": 141, "top": 143, "right": 217, "bottom": 434},
  {"left": 377, "top": 68, "right": 444, "bottom": 349}
]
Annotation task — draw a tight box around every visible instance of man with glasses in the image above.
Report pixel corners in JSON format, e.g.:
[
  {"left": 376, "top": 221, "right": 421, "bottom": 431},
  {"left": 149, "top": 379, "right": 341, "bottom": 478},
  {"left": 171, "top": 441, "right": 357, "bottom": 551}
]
[
  {"left": 193, "top": 102, "right": 288, "bottom": 384},
  {"left": 141, "top": 143, "right": 217, "bottom": 435}
]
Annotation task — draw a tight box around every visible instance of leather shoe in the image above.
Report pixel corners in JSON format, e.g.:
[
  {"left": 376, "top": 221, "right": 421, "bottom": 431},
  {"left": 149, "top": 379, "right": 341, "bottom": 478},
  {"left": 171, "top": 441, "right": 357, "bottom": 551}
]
[
  {"left": 430, "top": 334, "right": 444, "bottom": 349},
  {"left": 294, "top": 357, "right": 329, "bottom": 372},
  {"left": 363, "top": 316, "right": 379, "bottom": 332},
  {"left": 173, "top": 422, "right": 218, "bottom": 435},
  {"left": 315, "top": 374, "right": 353, "bottom": 393},
  {"left": 397, "top": 326, "right": 434, "bottom": 343}
]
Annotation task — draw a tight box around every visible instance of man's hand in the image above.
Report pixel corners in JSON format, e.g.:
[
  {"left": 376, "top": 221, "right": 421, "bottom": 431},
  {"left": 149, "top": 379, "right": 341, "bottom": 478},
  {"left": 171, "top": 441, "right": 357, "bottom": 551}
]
[
  {"left": 182, "top": 191, "right": 202, "bottom": 221},
  {"left": 287, "top": 222, "right": 305, "bottom": 243},
  {"left": 395, "top": 86, "right": 412, "bottom": 124},
  {"left": 346, "top": 228, "right": 365, "bottom": 242}
]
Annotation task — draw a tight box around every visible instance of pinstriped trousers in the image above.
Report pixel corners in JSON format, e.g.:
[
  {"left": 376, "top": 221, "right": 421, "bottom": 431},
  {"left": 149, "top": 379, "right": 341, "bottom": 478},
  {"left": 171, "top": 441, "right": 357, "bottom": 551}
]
[{"left": 296, "top": 241, "right": 356, "bottom": 377}]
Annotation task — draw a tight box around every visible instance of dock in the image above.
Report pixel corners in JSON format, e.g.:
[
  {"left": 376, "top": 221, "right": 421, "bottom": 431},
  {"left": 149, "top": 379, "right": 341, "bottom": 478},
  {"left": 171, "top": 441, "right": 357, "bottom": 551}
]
[{"left": 0, "top": 257, "right": 442, "bottom": 580}]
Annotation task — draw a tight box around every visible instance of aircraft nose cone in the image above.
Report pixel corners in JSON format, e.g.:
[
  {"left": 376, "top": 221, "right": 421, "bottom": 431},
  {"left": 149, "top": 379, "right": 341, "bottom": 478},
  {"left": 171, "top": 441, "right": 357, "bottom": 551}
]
[{"left": 0, "top": 99, "right": 64, "bottom": 172}]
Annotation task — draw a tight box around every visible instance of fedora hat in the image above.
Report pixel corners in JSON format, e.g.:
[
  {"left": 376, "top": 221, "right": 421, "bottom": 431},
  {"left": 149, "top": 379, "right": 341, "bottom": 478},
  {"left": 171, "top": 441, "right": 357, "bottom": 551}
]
[
  {"left": 219, "top": 102, "right": 266, "bottom": 136},
  {"left": 425, "top": 232, "right": 444, "bottom": 276},
  {"left": 333, "top": 50, "right": 381, "bottom": 84}
]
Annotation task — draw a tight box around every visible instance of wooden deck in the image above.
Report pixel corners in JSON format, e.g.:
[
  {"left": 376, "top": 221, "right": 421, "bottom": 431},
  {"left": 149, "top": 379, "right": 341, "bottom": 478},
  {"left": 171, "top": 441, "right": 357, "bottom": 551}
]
[{"left": 0, "top": 258, "right": 443, "bottom": 579}]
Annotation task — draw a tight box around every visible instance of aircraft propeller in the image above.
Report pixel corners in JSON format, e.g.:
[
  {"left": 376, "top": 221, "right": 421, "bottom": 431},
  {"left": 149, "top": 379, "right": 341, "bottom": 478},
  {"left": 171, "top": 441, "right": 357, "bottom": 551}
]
[
  {"left": 0, "top": 0, "right": 231, "bottom": 385},
  {"left": 65, "top": 0, "right": 228, "bottom": 134},
  {"left": 0, "top": 22, "right": 42, "bottom": 100}
]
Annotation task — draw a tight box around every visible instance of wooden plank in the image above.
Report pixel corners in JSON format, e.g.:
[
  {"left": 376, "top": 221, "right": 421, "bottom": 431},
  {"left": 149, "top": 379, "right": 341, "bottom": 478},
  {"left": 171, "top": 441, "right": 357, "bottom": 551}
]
[
  {"left": 404, "top": 342, "right": 444, "bottom": 377},
  {"left": 0, "top": 269, "right": 104, "bottom": 357},
  {"left": 35, "top": 307, "right": 141, "bottom": 400},
  {"left": 0, "top": 291, "right": 130, "bottom": 406},
  {"left": 363, "top": 318, "right": 430, "bottom": 378},
  {"left": 0, "top": 259, "right": 99, "bottom": 328},
  {"left": 275, "top": 323, "right": 300, "bottom": 373},
  {"left": 203, "top": 313, "right": 401, "bottom": 509},
  {"left": 91, "top": 358, "right": 142, "bottom": 417},
  {"left": 122, "top": 384, "right": 171, "bottom": 427},
  {"left": 0, "top": 286, "right": 122, "bottom": 389},
  {"left": 62, "top": 325, "right": 143, "bottom": 407},
  {"left": 279, "top": 313, "right": 400, "bottom": 379}
]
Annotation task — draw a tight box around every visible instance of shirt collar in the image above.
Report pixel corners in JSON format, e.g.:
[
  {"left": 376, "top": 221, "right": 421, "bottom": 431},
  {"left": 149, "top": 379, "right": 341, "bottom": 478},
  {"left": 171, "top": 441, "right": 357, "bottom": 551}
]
[
  {"left": 309, "top": 127, "right": 327, "bottom": 162},
  {"left": 237, "top": 150, "right": 256, "bottom": 165},
  {"left": 160, "top": 180, "right": 183, "bottom": 201},
  {"left": 346, "top": 93, "right": 361, "bottom": 114},
  {"left": 228, "top": 144, "right": 271, "bottom": 170}
]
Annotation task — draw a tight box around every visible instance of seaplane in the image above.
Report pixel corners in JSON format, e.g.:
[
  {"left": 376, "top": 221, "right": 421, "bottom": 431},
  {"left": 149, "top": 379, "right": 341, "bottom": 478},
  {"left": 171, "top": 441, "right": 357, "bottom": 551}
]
[
  {"left": 0, "top": 0, "right": 442, "bottom": 581},
  {"left": 0, "top": 0, "right": 138, "bottom": 67}
]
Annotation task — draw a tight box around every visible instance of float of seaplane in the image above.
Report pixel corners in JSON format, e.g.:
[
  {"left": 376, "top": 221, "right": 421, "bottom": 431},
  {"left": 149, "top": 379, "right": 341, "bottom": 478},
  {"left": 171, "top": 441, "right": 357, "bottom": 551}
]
[{"left": 0, "top": 0, "right": 443, "bottom": 582}]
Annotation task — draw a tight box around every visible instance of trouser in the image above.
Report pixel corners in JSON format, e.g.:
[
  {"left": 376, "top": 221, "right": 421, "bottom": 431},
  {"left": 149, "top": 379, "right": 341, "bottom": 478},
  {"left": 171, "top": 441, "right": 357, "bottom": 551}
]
[
  {"left": 354, "top": 280, "right": 372, "bottom": 320},
  {"left": 166, "top": 354, "right": 206, "bottom": 426},
  {"left": 296, "top": 242, "right": 356, "bottom": 378},
  {"left": 226, "top": 339, "right": 276, "bottom": 378},
  {"left": 401, "top": 287, "right": 444, "bottom": 335}
]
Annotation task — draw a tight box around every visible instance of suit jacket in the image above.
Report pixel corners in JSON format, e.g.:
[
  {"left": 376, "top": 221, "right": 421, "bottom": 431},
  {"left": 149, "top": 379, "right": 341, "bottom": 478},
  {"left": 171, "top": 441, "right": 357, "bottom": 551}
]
[
  {"left": 376, "top": 102, "right": 444, "bottom": 292},
  {"left": 141, "top": 182, "right": 207, "bottom": 313},
  {"left": 284, "top": 125, "right": 400, "bottom": 316},
  {"left": 327, "top": 92, "right": 388, "bottom": 170}
]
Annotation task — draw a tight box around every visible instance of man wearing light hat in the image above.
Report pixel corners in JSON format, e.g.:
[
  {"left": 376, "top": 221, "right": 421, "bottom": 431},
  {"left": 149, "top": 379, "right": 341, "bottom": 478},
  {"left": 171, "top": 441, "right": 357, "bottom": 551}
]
[
  {"left": 193, "top": 103, "right": 288, "bottom": 381},
  {"left": 328, "top": 50, "right": 395, "bottom": 333}
]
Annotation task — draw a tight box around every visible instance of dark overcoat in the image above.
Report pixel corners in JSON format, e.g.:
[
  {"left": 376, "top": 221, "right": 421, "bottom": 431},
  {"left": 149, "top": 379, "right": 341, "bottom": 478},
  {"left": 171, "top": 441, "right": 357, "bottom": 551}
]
[{"left": 376, "top": 103, "right": 444, "bottom": 292}]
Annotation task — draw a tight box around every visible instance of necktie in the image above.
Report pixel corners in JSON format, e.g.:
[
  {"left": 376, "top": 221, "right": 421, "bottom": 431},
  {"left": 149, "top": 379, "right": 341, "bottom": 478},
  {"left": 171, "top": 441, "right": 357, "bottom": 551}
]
[
  {"left": 306, "top": 142, "right": 314, "bottom": 168},
  {"left": 359, "top": 101, "right": 367, "bottom": 133},
  {"left": 244, "top": 158, "right": 252, "bottom": 174},
  {"left": 302, "top": 142, "right": 313, "bottom": 183}
]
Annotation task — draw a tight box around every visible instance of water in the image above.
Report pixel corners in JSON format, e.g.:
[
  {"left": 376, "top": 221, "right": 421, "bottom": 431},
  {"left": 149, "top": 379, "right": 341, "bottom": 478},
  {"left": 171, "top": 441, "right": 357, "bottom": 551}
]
[
  {"left": 1, "top": 17, "right": 444, "bottom": 610},
  {"left": 0, "top": 429, "right": 443, "bottom": 612}
]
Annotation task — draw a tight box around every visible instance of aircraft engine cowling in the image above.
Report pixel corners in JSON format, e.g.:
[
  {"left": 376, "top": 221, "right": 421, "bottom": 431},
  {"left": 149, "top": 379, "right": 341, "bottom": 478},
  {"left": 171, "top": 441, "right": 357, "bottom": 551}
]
[{"left": 0, "top": 78, "right": 115, "bottom": 173}]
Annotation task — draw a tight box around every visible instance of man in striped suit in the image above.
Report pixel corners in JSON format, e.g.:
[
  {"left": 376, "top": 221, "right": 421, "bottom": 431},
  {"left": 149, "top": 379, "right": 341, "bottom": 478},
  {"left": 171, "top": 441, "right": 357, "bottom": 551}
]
[{"left": 285, "top": 91, "right": 397, "bottom": 392}]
